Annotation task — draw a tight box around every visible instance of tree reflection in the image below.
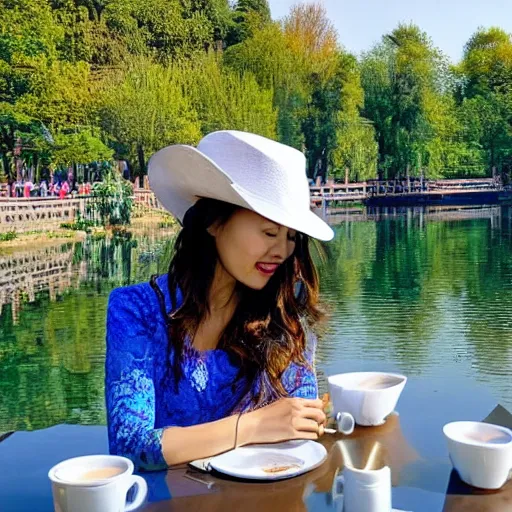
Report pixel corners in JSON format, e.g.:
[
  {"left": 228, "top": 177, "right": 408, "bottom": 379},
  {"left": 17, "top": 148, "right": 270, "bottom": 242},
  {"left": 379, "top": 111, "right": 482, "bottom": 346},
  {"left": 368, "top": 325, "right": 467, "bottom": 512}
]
[
  {"left": 2, "top": 207, "right": 512, "bottom": 432},
  {"left": 0, "top": 232, "right": 175, "bottom": 432},
  {"left": 316, "top": 208, "right": 512, "bottom": 405}
]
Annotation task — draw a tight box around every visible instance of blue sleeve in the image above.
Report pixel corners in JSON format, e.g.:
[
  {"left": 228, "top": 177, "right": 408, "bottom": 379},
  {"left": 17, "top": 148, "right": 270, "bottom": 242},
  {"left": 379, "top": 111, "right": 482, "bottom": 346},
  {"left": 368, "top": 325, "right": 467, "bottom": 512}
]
[
  {"left": 105, "top": 286, "right": 168, "bottom": 471},
  {"left": 281, "top": 329, "right": 318, "bottom": 399}
]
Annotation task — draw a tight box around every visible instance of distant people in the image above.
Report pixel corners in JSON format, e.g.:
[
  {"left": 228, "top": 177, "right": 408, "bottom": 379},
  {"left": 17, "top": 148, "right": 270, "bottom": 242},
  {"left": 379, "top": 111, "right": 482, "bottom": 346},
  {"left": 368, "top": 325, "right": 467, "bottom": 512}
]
[
  {"left": 40, "top": 180, "right": 48, "bottom": 197},
  {"left": 119, "top": 160, "right": 130, "bottom": 181},
  {"left": 23, "top": 180, "right": 33, "bottom": 198},
  {"left": 59, "top": 180, "right": 70, "bottom": 199}
]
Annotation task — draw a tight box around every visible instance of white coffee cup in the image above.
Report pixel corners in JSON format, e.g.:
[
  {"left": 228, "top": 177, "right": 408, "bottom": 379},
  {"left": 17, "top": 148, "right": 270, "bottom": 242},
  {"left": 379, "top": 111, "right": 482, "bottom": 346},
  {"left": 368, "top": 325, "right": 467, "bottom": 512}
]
[
  {"left": 332, "top": 464, "right": 392, "bottom": 512},
  {"left": 48, "top": 455, "right": 148, "bottom": 512},
  {"left": 328, "top": 372, "right": 407, "bottom": 427},
  {"left": 443, "top": 421, "right": 512, "bottom": 490}
]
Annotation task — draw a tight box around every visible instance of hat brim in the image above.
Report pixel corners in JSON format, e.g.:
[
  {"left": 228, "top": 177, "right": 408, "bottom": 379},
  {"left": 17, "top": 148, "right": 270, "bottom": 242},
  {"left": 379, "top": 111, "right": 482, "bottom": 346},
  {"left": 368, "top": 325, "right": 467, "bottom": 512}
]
[{"left": 148, "top": 145, "right": 334, "bottom": 242}]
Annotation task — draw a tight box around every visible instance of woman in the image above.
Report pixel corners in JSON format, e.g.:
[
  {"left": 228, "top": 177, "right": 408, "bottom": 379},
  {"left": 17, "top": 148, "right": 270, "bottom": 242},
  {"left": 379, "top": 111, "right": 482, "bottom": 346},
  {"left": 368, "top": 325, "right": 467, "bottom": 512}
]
[{"left": 105, "top": 130, "right": 334, "bottom": 471}]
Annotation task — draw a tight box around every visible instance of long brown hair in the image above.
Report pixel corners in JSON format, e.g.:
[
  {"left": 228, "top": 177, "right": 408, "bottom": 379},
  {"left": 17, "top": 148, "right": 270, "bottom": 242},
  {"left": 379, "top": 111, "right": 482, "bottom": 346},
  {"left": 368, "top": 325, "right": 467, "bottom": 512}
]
[{"left": 154, "top": 198, "right": 323, "bottom": 407}]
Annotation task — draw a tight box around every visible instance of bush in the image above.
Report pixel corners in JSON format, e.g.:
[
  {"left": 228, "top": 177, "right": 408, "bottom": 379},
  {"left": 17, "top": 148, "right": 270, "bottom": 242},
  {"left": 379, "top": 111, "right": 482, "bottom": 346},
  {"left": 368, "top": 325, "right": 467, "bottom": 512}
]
[
  {"left": 88, "top": 172, "right": 134, "bottom": 226},
  {"left": 0, "top": 231, "right": 17, "bottom": 241},
  {"left": 61, "top": 218, "right": 96, "bottom": 232}
]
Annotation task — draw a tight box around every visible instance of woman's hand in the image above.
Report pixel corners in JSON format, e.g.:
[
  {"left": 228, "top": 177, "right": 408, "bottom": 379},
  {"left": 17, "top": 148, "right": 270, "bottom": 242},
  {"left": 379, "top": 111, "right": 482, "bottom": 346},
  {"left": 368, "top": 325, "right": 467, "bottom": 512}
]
[{"left": 241, "top": 397, "right": 326, "bottom": 446}]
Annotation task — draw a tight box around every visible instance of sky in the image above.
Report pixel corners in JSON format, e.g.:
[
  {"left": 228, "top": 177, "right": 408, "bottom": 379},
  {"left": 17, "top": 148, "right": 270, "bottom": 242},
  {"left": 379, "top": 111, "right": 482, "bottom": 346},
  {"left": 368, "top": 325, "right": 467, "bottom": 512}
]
[{"left": 268, "top": 0, "right": 512, "bottom": 63}]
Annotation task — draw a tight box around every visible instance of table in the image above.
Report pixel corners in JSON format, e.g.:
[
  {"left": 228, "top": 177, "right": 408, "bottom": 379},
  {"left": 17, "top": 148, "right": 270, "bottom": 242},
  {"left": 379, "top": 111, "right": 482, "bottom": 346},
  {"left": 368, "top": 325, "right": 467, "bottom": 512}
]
[{"left": 1, "top": 376, "right": 511, "bottom": 512}]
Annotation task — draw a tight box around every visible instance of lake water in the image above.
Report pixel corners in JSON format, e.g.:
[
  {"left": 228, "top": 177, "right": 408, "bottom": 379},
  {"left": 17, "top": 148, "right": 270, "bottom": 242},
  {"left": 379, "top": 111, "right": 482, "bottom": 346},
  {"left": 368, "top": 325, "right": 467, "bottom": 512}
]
[{"left": 1, "top": 207, "right": 511, "bottom": 434}]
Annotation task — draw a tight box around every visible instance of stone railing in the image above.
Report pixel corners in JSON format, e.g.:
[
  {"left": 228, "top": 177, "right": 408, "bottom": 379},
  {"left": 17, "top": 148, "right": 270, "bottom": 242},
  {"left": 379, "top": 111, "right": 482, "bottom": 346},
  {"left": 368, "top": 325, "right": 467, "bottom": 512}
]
[
  {"left": 133, "top": 188, "right": 164, "bottom": 210},
  {"left": 0, "top": 197, "right": 91, "bottom": 233}
]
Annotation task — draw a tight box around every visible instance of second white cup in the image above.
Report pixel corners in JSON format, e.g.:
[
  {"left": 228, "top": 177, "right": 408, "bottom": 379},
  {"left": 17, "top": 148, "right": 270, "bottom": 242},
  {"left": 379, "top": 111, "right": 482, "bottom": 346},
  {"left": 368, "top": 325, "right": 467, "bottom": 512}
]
[{"left": 443, "top": 421, "right": 512, "bottom": 490}]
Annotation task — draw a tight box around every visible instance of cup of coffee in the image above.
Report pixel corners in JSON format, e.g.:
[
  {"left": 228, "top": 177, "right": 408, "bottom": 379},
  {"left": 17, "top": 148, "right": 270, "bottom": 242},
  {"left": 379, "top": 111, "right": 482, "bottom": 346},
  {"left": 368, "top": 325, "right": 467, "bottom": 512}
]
[
  {"left": 331, "top": 464, "right": 392, "bottom": 512},
  {"left": 443, "top": 421, "right": 512, "bottom": 490},
  {"left": 48, "top": 455, "right": 148, "bottom": 512},
  {"left": 328, "top": 372, "right": 407, "bottom": 427}
]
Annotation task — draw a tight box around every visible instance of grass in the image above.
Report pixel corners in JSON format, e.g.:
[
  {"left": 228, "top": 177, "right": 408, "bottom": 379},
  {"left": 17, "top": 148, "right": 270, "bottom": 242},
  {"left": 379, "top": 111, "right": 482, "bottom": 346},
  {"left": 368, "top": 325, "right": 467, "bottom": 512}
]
[{"left": 158, "top": 219, "right": 177, "bottom": 228}]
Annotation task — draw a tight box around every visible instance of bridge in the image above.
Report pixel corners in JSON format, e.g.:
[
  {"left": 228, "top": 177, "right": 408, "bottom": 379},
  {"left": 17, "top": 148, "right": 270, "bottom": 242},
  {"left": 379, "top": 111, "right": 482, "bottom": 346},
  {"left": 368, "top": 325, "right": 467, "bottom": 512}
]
[
  {"left": 0, "top": 189, "right": 164, "bottom": 233},
  {"left": 0, "top": 179, "right": 506, "bottom": 233}
]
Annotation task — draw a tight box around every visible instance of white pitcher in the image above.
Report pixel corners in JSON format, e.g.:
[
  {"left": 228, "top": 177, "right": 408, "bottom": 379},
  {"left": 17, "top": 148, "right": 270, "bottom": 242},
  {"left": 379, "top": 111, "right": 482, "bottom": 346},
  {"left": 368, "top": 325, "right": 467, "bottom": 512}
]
[
  {"left": 332, "top": 440, "right": 392, "bottom": 512},
  {"left": 332, "top": 464, "right": 392, "bottom": 512}
]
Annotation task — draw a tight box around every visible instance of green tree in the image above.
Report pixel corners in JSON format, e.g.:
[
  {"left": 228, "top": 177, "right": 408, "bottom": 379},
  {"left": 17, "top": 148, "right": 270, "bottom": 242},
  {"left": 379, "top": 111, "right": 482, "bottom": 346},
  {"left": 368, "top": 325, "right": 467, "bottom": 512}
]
[
  {"left": 226, "top": 0, "right": 271, "bottom": 46},
  {"left": 458, "top": 93, "right": 512, "bottom": 174},
  {"left": 183, "top": 53, "right": 277, "bottom": 138},
  {"left": 456, "top": 28, "right": 512, "bottom": 175},
  {"left": 459, "top": 27, "right": 512, "bottom": 98},
  {"left": 361, "top": 24, "right": 461, "bottom": 178},
  {"left": 51, "top": 129, "right": 113, "bottom": 167},
  {"left": 99, "top": 56, "right": 201, "bottom": 178}
]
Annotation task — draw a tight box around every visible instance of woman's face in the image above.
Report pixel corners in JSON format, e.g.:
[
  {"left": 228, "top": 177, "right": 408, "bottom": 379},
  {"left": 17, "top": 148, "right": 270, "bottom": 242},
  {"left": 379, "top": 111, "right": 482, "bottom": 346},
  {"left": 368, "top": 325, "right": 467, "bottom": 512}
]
[{"left": 209, "top": 208, "right": 297, "bottom": 290}]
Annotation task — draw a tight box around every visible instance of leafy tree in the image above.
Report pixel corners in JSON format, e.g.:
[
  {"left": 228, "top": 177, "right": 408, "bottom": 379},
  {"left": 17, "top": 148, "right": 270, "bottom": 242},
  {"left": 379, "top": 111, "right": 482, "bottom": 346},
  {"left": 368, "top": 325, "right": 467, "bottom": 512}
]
[
  {"left": 456, "top": 28, "right": 512, "bottom": 175},
  {"left": 51, "top": 129, "right": 113, "bottom": 167},
  {"left": 226, "top": 0, "right": 271, "bottom": 46},
  {"left": 459, "top": 27, "right": 512, "bottom": 98},
  {"left": 99, "top": 56, "right": 202, "bottom": 178},
  {"left": 361, "top": 24, "right": 460, "bottom": 178},
  {"left": 90, "top": 170, "right": 133, "bottom": 225},
  {"left": 224, "top": 21, "right": 307, "bottom": 148},
  {"left": 183, "top": 53, "right": 277, "bottom": 138},
  {"left": 458, "top": 93, "right": 512, "bottom": 174}
]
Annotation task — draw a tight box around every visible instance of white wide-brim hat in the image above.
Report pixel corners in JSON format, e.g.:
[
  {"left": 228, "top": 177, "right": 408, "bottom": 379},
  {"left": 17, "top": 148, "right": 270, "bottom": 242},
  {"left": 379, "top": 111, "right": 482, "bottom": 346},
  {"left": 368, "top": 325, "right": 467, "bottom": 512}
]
[{"left": 148, "top": 130, "right": 334, "bottom": 241}]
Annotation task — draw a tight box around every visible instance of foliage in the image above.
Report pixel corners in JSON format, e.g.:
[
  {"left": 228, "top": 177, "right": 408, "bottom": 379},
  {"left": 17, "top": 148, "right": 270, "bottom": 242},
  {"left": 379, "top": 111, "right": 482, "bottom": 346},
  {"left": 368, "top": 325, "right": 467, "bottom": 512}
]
[
  {"left": 98, "top": 56, "right": 202, "bottom": 177},
  {"left": 1, "top": 1, "right": 512, "bottom": 182},
  {"left": 226, "top": 0, "right": 271, "bottom": 46},
  {"left": 60, "top": 214, "right": 96, "bottom": 232},
  {"left": 52, "top": 130, "right": 113, "bottom": 167},
  {"left": 88, "top": 171, "right": 133, "bottom": 226},
  {"left": 0, "top": 230, "right": 17, "bottom": 241},
  {"left": 183, "top": 52, "right": 277, "bottom": 138}
]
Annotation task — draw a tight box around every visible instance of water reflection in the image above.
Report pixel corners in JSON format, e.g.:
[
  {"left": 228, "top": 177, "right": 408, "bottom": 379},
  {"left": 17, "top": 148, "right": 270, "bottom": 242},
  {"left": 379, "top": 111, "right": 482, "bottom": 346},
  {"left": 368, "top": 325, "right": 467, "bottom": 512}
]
[
  {"left": 0, "top": 232, "right": 174, "bottom": 432},
  {"left": 317, "top": 206, "right": 512, "bottom": 409},
  {"left": 1, "top": 207, "right": 512, "bottom": 433}
]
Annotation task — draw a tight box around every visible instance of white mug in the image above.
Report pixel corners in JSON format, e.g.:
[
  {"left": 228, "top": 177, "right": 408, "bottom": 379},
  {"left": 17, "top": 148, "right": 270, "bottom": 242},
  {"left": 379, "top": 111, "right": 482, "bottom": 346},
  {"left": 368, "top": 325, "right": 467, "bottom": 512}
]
[
  {"left": 328, "top": 372, "right": 407, "bottom": 427},
  {"left": 48, "top": 455, "right": 148, "bottom": 512},
  {"left": 332, "top": 464, "right": 392, "bottom": 512},
  {"left": 443, "top": 421, "right": 512, "bottom": 490}
]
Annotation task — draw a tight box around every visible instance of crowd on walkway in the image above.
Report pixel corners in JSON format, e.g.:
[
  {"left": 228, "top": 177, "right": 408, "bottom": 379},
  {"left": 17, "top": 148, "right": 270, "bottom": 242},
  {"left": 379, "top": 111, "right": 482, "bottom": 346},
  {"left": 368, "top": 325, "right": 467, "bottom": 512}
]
[{"left": 1, "top": 179, "right": 93, "bottom": 199}]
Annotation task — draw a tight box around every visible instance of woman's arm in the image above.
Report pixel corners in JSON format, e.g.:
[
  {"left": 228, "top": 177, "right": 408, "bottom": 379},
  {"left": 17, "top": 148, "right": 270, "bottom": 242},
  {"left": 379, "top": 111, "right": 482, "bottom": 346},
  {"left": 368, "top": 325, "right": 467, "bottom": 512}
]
[
  {"left": 160, "top": 325, "right": 325, "bottom": 464},
  {"left": 105, "top": 286, "right": 168, "bottom": 470},
  {"left": 161, "top": 397, "right": 325, "bottom": 465}
]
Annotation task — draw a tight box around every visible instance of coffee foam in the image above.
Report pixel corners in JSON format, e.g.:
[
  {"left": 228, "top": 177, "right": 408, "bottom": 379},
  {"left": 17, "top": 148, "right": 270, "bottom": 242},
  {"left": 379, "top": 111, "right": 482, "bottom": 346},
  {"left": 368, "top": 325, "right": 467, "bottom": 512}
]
[
  {"left": 463, "top": 430, "right": 511, "bottom": 445},
  {"left": 354, "top": 375, "right": 402, "bottom": 390}
]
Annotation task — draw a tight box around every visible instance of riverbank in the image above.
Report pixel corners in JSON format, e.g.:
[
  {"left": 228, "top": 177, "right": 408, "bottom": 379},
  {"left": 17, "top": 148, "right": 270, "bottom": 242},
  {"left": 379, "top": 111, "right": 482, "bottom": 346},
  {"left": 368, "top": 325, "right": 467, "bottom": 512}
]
[{"left": 0, "top": 210, "right": 177, "bottom": 255}]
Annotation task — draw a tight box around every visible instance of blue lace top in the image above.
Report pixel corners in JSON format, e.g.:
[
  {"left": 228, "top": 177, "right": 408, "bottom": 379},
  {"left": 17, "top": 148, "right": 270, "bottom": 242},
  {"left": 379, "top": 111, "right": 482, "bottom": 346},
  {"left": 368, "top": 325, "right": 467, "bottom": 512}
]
[{"left": 105, "top": 274, "right": 318, "bottom": 471}]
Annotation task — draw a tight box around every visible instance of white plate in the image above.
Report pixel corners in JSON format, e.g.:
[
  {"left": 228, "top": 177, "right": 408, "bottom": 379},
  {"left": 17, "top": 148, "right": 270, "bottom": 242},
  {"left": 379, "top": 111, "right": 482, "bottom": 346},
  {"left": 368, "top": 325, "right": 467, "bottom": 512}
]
[{"left": 208, "top": 440, "right": 327, "bottom": 481}]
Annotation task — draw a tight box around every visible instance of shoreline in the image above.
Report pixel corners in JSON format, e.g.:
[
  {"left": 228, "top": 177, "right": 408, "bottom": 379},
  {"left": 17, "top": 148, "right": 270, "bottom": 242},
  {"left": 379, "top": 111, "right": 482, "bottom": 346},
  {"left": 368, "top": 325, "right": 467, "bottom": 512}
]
[{"left": 0, "top": 211, "right": 178, "bottom": 255}]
